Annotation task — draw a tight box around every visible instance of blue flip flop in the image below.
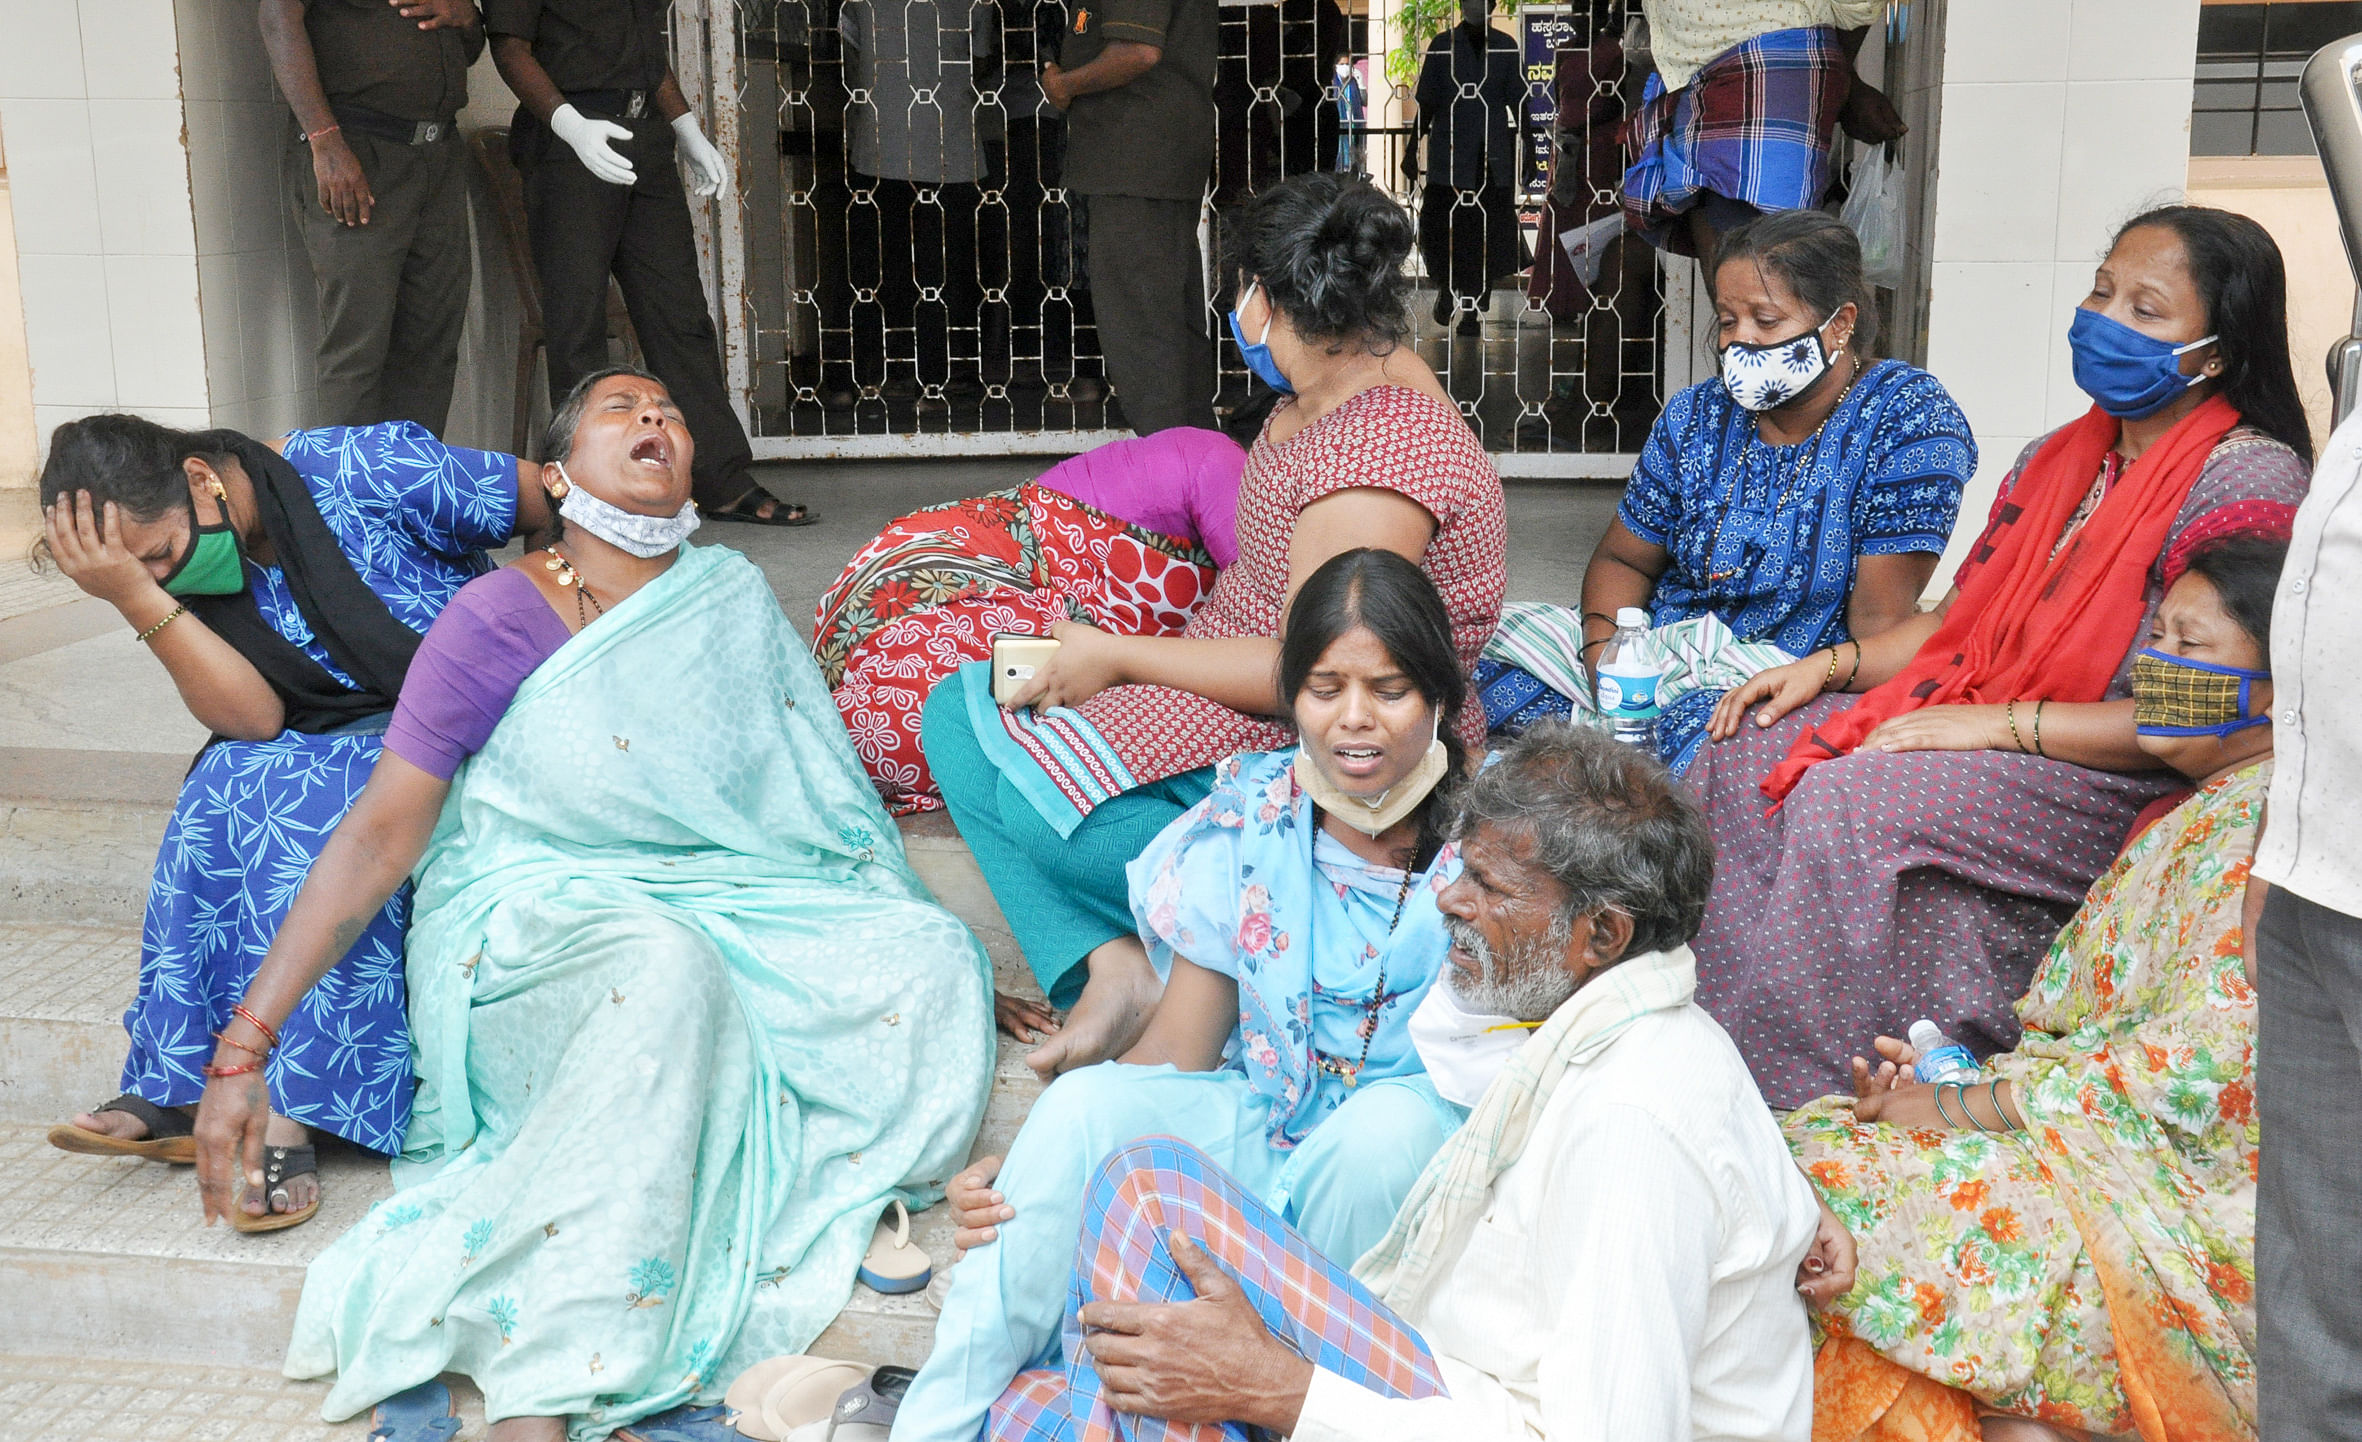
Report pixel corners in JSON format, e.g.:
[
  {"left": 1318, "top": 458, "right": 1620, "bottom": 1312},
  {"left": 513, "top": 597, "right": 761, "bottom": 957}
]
[
  {"left": 855, "top": 1200, "right": 933, "bottom": 1295},
  {"left": 615, "top": 1403, "right": 742, "bottom": 1441},
  {"left": 369, "top": 1380, "right": 461, "bottom": 1442}
]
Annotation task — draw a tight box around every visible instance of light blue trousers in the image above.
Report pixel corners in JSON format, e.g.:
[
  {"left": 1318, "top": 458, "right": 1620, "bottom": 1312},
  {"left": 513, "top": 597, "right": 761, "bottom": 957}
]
[{"left": 893, "top": 1061, "right": 1459, "bottom": 1442}]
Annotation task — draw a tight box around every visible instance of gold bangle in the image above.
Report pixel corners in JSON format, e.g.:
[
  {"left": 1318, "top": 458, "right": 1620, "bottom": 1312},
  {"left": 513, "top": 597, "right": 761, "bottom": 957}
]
[
  {"left": 2031, "top": 700, "right": 2047, "bottom": 758},
  {"left": 1820, "top": 648, "right": 1840, "bottom": 691},
  {"left": 2004, "top": 699, "right": 2027, "bottom": 753},
  {"left": 136, "top": 605, "right": 186, "bottom": 645}
]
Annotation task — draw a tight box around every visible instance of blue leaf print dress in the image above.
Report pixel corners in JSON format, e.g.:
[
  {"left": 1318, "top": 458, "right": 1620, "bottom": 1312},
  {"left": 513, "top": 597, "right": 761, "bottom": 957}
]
[{"left": 120, "top": 423, "right": 514, "bottom": 1153}]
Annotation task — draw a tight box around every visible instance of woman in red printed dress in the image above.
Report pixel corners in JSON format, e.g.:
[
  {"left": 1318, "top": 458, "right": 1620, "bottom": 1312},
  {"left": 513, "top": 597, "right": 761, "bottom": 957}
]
[{"left": 921, "top": 172, "right": 1506, "bottom": 1077}]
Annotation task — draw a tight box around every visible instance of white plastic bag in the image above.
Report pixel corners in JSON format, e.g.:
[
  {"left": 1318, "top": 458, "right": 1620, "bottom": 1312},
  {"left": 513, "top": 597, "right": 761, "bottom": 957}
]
[
  {"left": 1557, "top": 211, "right": 1625, "bottom": 290},
  {"left": 1840, "top": 145, "right": 1905, "bottom": 289}
]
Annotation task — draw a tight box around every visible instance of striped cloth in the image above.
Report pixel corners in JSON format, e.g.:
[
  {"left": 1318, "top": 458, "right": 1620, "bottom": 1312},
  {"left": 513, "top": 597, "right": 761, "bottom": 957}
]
[
  {"left": 988, "top": 1137, "right": 1447, "bottom": 1442},
  {"left": 1619, "top": 24, "right": 1851, "bottom": 255},
  {"left": 1354, "top": 947, "right": 1698, "bottom": 1313},
  {"left": 957, "top": 658, "right": 1145, "bottom": 839},
  {"left": 1482, "top": 604, "right": 1796, "bottom": 723}
]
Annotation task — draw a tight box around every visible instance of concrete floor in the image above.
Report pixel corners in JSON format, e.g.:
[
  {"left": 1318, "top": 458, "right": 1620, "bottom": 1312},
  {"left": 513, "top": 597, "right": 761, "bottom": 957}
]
[{"left": 0, "top": 459, "right": 1615, "bottom": 761}]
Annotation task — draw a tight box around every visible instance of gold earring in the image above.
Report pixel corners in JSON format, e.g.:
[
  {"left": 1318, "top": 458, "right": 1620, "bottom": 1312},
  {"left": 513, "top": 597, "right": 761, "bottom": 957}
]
[
  {"left": 547, "top": 474, "right": 571, "bottom": 500},
  {"left": 207, "top": 478, "right": 228, "bottom": 502}
]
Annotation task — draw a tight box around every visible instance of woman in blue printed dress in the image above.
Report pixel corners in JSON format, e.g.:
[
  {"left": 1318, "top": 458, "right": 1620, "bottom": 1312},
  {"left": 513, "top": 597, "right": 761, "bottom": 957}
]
[
  {"left": 1473, "top": 209, "right": 1975, "bottom": 773},
  {"left": 36, "top": 414, "right": 540, "bottom": 1228}
]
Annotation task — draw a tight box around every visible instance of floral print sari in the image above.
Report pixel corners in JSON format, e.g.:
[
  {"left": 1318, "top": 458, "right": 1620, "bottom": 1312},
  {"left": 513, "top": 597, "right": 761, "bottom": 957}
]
[{"left": 1790, "top": 762, "right": 2266, "bottom": 1441}]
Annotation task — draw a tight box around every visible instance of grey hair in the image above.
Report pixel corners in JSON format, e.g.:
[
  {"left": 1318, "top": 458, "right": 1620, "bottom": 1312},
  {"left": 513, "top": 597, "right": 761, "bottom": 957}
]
[
  {"left": 541, "top": 364, "right": 666, "bottom": 463},
  {"left": 1447, "top": 722, "right": 1717, "bottom": 957},
  {"left": 1710, "top": 207, "right": 1880, "bottom": 358}
]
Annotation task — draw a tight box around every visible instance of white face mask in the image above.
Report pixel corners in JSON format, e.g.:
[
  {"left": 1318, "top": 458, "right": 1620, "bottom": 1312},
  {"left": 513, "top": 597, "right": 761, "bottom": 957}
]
[
  {"left": 556, "top": 463, "right": 701, "bottom": 558},
  {"left": 1718, "top": 309, "right": 1839, "bottom": 412},
  {"left": 1407, "top": 974, "right": 1542, "bottom": 1107},
  {"left": 1292, "top": 714, "right": 1448, "bottom": 837}
]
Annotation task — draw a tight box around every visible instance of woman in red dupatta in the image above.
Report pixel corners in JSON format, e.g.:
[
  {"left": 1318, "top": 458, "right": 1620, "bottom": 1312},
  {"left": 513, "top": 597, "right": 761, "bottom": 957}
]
[{"left": 1681, "top": 206, "right": 2312, "bottom": 1108}]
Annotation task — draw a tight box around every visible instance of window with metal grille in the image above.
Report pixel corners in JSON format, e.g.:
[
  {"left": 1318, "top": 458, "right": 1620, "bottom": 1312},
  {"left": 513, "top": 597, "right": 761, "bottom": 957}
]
[{"left": 2192, "top": 1, "right": 2362, "bottom": 157}]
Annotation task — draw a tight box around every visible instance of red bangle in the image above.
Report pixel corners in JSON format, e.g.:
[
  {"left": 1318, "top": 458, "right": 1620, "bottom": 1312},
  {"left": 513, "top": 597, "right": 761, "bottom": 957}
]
[
  {"left": 229, "top": 1003, "right": 281, "bottom": 1050},
  {"left": 212, "top": 1031, "right": 267, "bottom": 1059},
  {"left": 305, "top": 122, "right": 341, "bottom": 143},
  {"left": 203, "top": 1060, "right": 263, "bottom": 1078}
]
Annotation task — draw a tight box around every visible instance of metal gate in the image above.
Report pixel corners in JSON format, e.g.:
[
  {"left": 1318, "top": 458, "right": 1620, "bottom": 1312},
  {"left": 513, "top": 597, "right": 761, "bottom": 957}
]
[{"left": 670, "top": 0, "right": 1698, "bottom": 469}]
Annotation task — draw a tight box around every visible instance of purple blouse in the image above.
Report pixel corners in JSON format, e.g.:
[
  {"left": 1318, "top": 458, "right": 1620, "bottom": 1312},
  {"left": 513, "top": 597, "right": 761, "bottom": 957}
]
[
  {"left": 1033, "top": 426, "right": 1246, "bottom": 567},
  {"left": 386, "top": 566, "right": 572, "bottom": 781}
]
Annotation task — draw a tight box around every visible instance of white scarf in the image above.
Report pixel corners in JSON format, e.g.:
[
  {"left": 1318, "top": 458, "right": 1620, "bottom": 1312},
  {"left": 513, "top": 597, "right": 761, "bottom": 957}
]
[{"left": 1354, "top": 945, "right": 1698, "bottom": 1311}]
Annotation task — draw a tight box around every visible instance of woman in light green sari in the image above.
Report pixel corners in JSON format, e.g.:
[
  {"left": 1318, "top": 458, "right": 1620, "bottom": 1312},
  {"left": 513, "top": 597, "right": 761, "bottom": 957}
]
[{"left": 191, "top": 368, "right": 997, "bottom": 1442}]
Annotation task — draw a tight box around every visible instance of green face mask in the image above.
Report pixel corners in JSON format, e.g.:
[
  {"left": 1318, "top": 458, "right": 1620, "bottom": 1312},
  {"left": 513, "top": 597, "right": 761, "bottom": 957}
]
[{"left": 160, "top": 510, "right": 247, "bottom": 597}]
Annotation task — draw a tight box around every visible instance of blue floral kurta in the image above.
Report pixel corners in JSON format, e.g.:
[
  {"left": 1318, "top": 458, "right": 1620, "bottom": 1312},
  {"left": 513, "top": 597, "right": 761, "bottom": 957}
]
[
  {"left": 1478, "top": 360, "right": 1974, "bottom": 765},
  {"left": 122, "top": 423, "right": 514, "bottom": 1152}
]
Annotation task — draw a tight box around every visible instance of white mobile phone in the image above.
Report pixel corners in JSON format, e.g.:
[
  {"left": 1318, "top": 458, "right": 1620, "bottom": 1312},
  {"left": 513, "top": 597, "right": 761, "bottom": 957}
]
[{"left": 991, "top": 633, "right": 1062, "bottom": 707}]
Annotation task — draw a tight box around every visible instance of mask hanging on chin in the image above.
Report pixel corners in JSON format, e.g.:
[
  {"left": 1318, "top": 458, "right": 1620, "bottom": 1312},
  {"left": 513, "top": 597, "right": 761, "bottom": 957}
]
[
  {"left": 161, "top": 485, "right": 249, "bottom": 597},
  {"left": 1293, "top": 715, "right": 1449, "bottom": 837},
  {"left": 555, "top": 463, "right": 702, "bottom": 559},
  {"left": 1406, "top": 976, "right": 1541, "bottom": 1108}
]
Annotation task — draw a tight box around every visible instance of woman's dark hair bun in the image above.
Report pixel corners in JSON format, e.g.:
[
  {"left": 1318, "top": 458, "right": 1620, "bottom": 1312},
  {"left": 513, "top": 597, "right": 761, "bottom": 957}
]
[{"left": 1224, "top": 173, "right": 1415, "bottom": 349}]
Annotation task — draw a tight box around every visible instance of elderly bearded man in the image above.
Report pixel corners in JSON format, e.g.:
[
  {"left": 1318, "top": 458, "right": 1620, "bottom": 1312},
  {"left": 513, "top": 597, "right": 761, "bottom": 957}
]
[{"left": 945, "top": 722, "right": 1838, "bottom": 1442}]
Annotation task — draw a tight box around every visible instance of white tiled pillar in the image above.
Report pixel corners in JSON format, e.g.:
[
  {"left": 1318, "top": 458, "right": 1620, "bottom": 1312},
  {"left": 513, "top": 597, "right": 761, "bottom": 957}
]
[
  {"left": 1923, "top": 0, "right": 2203, "bottom": 579},
  {"left": 0, "top": 0, "right": 212, "bottom": 446}
]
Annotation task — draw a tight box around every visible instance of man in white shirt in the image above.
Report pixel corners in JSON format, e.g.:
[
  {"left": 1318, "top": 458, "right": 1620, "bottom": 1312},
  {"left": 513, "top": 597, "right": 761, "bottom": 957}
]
[
  {"left": 2252, "top": 410, "right": 2362, "bottom": 1440},
  {"left": 976, "top": 723, "right": 1828, "bottom": 1442}
]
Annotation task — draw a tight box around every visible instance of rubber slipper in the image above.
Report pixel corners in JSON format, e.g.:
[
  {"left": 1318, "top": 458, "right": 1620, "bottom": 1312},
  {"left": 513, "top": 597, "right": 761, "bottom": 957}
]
[
  {"left": 232, "top": 1143, "right": 320, "bottom": 1233},
  {"left": 615, "top": 1403, "right": 740, "bottom": 1441},
  {"left": 708, "top": 498, "right": 817, "bottom": 527},
  {"left": 47, "top": 1094, "right": 197, "bottom": 1164},
  {"left": 369, "top": 1379, "right": 460, "bottom": 1442},
  {"left": 759, "top": 1359, "right": 870, "bottom": 1440},
  {"left": 855, "top": 1200, "right": 931, "bottom": 1295},
  {"left": 727, "top": 1357, "right": 863, "bottom": 1441}
]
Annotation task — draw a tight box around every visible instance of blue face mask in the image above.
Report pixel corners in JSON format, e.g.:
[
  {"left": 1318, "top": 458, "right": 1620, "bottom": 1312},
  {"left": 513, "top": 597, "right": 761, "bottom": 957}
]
[
  {"left": 2068, "top": 308, "right": 2217, "bottom": 420},
  {"left": 1227, "top": 282, "right": 1295, "bottom": 395},
  {"left": 2129, "top": 647, "right": 2271, "bottom": 738}
]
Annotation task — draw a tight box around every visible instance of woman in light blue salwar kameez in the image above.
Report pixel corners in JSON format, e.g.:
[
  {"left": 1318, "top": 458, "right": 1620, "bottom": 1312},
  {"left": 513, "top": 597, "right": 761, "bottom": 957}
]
[
  {"left": 896, "top": 549, "right": 1471, "bottom": 1442},
  {"left": 190, "top": 370, "right": 996, "bottom": 1442}
]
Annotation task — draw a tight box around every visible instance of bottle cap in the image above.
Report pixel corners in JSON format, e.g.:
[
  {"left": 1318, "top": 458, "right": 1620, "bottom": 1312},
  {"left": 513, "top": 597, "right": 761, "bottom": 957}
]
[{"left": 1614, "top": 606, "right": 1648, "bottom": 628}]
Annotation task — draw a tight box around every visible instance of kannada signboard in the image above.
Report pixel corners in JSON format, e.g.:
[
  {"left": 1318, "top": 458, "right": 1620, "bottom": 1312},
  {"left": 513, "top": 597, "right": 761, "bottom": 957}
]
[{"left": 1519, "top": 4, "right": 1581, "bottom": 200}]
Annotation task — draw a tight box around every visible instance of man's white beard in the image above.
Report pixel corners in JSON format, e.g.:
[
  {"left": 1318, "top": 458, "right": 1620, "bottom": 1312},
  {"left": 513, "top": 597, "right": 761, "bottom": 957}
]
[{"left": 1443, "top": 914, "right": 1579, "bottom": 1022}]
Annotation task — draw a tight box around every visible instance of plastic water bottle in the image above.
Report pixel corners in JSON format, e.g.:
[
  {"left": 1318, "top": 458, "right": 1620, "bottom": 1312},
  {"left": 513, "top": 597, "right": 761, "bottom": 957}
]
[
  {"left": 1909, "top": 1020, "right": 1980, "bottom": 1084},
  {"left": 1596, "top": 607, "right": 1664, "bottom": 750}
]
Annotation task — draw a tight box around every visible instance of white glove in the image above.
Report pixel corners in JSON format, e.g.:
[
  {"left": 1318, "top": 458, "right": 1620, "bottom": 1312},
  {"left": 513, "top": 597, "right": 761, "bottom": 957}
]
[
  {"left": 671, "top": 113, "right": 729, "bottom": 198},
  {"left": 550, "top": 103, "right": 636, "bottom": 187}
]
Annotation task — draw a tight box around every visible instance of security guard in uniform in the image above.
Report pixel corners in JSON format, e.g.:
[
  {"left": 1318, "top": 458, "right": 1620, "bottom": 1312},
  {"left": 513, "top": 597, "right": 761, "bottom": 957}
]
[
  {"left": 486, "top": 0, "right": 810, "bottom": 523},
  {"left": 259, "top": 0, "right": 480, "bottom": 433}
]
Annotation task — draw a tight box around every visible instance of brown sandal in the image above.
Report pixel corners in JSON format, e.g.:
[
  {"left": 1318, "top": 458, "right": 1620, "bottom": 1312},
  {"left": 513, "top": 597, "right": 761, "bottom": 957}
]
[
  {"left": 232, "top": 1143, "right": 320, "bottom": 1233},
  {"left": 47, "top": 1094, "right": 197, "bottom": 1164}
]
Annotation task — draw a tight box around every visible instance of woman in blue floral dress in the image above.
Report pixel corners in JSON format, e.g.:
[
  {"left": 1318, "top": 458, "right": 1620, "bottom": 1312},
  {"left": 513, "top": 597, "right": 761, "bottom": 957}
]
[
  {"left": 1473, "top": 209, "right": 1974, "bottom": 773},
  {"left": 37, "top": 414, "right": 538, "bottom": 1225}
]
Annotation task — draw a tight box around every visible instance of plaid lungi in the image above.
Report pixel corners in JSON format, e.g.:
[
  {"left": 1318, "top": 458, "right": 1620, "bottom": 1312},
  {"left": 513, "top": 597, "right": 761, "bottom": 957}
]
[
  {"left": 986, "top": 1137, "right": 1447, "bottom": 1442},
  {"left": 1619, "top": 25, "right": 1850, "bottom": 255}
]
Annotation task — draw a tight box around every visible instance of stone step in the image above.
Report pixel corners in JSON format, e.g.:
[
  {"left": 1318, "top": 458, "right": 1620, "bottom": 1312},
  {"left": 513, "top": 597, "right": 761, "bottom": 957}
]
[
  {"left": 0, "top": 1351, "right": 420, "bottom": 1438},
  {"left": 1, "top": 798, "right": 1044, "bottom": 1376}
]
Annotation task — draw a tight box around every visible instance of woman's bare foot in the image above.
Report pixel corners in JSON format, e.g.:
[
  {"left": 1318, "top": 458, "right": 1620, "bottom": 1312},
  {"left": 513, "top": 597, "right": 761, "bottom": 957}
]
[
  {"left": 1023, "top": 938, "right": 1163, "bottom": 1080},
  {"left": 241, "top": 1112, "right": 318, "bottom": 1219},
  {"left": 67, "top": 1102, "right": 190, "bottom": 1140},
  {"left": 487, "top": 1417, "right": 567, "bottom": 1442}
]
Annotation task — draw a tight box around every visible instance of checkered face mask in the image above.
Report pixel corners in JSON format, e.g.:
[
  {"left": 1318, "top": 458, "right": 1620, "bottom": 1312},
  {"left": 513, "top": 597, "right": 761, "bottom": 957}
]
[{"left": 2130, "top": 648, "right": 2270, "bottom": 738}]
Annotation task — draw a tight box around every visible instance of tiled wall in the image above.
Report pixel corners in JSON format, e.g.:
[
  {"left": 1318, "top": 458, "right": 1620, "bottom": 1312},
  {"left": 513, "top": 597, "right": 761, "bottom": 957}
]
[
  {"left": 1924, "top": 0, "right": 2204, "bottom": 577},
  {"left": 0, "top": 0, "right": 212, "bottom": 440},
  {"left": 177, "top": 0, "right": 321, "bottom": 439}
]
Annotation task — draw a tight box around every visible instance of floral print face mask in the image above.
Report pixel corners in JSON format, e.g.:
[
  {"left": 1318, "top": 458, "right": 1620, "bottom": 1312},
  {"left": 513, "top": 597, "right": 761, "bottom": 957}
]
[{"left": 1719, "top": 309, "right": 1839, "bottom": 412}]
